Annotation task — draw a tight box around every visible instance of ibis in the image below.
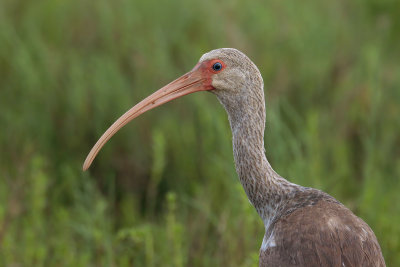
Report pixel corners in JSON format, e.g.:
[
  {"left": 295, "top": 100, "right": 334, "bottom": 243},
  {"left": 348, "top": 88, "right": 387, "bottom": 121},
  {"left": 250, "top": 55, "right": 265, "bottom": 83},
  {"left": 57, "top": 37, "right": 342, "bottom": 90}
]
[{"left": 83, "top": 48, "right": 385, "bottom": 266}]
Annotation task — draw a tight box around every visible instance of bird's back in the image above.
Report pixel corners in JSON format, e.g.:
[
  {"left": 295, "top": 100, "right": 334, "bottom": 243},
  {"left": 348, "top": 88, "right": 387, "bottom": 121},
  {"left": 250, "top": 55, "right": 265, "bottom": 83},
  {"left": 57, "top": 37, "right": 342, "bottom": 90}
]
[{"left": 259, "top": 190, "right": 385, "bottom": 267}]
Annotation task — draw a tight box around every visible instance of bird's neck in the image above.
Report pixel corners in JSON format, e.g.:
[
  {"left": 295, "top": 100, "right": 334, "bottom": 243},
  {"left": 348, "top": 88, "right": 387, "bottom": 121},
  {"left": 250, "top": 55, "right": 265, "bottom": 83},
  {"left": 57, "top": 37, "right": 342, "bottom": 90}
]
[{"left": 223, "top": 95, "right": 300, "bottom": 225}]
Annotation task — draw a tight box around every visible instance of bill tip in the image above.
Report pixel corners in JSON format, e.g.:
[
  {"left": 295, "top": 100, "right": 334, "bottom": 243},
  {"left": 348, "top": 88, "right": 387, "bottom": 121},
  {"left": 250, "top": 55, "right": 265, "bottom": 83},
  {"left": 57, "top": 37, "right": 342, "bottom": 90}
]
[{"left": 82, "top": 160, "right": 90, "bottom": 171}]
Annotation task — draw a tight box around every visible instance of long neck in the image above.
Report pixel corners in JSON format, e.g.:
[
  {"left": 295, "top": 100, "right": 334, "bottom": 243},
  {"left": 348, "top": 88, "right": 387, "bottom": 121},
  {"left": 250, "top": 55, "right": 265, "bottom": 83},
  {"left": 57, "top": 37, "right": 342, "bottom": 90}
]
[{"left": 219, "top": 92, "right": 300, "bottom": 224}]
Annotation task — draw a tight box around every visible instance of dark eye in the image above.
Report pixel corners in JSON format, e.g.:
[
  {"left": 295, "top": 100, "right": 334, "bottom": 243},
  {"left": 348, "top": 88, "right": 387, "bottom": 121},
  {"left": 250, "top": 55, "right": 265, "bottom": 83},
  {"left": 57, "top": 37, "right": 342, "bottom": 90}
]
[{"left": 212, "top": 62, "right": 223, "bottom": 71}]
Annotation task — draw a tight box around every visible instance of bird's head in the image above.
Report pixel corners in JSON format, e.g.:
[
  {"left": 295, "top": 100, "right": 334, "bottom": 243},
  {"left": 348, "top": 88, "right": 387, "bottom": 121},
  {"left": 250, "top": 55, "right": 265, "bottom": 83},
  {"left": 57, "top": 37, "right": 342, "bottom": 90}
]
[
  {"left": 83, "top": 48, "right": 264, "bottom": 171},
  {"left": 200, "top": 48, "right": 263, "bottom": 95},
  {"left": 199, "top": 48, "right": 264, "bottom": 119}
]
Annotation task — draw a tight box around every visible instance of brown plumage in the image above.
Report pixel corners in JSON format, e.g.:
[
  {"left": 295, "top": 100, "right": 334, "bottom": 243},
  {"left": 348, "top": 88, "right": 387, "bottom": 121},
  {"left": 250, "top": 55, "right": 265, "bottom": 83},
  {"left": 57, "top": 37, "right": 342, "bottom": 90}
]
[
  {"left": 83, "top": 48, "right": 385, "bottom": 266},
  {"left": 260, "top": 197, "right": 384, "bottom": 266}
]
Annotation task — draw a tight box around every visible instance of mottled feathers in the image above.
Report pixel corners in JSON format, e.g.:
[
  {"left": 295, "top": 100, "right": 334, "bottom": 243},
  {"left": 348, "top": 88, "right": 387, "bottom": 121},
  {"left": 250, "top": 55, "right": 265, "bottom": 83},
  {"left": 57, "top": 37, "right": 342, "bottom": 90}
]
[{"left": 259, "top": 190, "right": 385, "bottom": 267}]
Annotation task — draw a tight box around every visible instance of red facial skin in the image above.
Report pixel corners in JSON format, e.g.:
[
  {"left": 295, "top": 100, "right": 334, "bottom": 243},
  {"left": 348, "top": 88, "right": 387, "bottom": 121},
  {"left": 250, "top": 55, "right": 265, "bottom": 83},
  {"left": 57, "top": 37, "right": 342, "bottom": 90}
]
[{"left": 192, "top": 59, "right": 226, "bottom": 87}]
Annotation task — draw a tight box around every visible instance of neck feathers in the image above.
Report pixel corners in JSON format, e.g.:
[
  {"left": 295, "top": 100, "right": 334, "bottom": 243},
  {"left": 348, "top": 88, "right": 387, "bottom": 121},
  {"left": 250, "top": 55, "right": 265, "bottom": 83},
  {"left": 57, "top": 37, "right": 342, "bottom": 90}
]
[{"left": 218, "top": 87, "right": 300, "bottom": 224}]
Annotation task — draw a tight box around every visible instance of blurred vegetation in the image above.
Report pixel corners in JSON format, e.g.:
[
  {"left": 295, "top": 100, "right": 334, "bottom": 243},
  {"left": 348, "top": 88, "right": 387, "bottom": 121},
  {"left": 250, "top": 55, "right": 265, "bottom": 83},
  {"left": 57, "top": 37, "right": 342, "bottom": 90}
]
[{"left": 0, "top": 0, "right": 399, "bottom": 266}]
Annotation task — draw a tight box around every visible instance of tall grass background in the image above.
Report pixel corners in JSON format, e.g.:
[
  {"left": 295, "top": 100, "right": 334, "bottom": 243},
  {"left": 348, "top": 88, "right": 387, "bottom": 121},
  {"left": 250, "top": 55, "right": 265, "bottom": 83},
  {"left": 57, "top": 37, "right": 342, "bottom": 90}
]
[{"left": 0, "top": 0, "right": 399, "bottom": 266}]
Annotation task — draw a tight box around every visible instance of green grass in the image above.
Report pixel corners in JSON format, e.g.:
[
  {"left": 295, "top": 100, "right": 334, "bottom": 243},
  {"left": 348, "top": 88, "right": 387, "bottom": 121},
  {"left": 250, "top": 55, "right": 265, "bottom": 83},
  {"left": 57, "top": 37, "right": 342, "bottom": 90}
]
[{"left": 0, "top": 0, "right": 399, "bottom": 266}]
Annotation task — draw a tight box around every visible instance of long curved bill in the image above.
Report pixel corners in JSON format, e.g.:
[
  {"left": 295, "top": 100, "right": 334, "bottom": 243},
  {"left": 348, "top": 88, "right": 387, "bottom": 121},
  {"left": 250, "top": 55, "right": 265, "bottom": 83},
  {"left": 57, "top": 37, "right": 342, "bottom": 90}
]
[{"left": 83, "top": 66, "right": 212, "bottom": 171}]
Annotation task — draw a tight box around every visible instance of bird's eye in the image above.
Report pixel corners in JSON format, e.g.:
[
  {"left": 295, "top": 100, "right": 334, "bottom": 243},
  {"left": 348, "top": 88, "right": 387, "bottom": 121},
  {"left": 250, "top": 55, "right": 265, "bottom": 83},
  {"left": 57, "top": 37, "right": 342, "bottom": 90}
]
[{"left": 212, "top": 62, "right": 223, "bottom": 72}]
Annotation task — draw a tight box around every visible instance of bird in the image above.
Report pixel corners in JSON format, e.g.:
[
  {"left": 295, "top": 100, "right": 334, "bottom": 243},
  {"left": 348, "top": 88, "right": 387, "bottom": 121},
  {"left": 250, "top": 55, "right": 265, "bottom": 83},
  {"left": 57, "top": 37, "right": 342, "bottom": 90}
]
[{"left": 83, "top": 48, "right": 385, "bottom": 266}]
